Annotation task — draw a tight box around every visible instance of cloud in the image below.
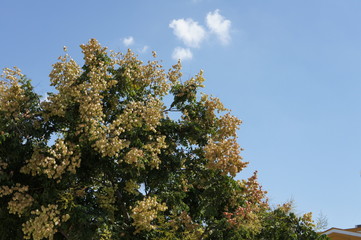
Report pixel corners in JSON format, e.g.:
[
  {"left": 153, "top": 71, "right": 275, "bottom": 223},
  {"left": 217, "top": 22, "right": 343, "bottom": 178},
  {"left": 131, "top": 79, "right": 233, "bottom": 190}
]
[
  {"left": 123, "top": 36, "right": 134, "bottom": 46},
  {"left": 172, "top": 47, "right": 193, "bottom": 61},
  {"left": 138, "top": 45, "right": 149, "bottom": 53},
  {"left": 206, "top": 9, "right": 231, "bottom": 45},
  {"left": 40, "top": 93, "right": 49, "bottom": 103},
  {"left": 169, "top": 18, "right": 206, "bottom": 48}
]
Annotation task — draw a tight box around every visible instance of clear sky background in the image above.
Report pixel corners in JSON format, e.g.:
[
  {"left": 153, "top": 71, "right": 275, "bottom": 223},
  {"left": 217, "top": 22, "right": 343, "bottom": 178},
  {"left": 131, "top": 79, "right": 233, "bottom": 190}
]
[{"left": 2, "top": 0, "right": 361, "bottom": 230}]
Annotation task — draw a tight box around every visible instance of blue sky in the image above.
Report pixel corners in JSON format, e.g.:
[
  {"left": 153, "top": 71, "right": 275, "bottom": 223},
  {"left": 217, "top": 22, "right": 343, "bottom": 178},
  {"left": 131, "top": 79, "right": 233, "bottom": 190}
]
[{"left": 2, "top": 0, "right": 361, "bottom": 229}]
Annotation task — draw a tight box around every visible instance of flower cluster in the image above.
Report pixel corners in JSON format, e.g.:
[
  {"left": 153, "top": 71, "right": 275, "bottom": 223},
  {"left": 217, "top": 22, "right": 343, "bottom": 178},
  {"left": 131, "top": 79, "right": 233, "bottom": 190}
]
[
  {"left": 131, "top": 196, "right": 168, "bottom": 234},
  {"left": 21, "top": 138, "right": 81, "bottom": 181},
  {"left": 22, "top": 204, "right": 70, "bottom": 240}
]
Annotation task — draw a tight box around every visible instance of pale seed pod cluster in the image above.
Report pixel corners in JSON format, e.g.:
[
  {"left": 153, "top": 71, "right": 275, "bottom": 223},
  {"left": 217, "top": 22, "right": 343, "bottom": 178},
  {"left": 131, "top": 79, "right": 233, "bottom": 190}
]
[
  {"left": 43, "top": 54, "right": 82, "bottom": 119},
  {"left": 200, "top": 93, "right": 248, "bottom": 177},
  {"left": 131, "top": 196, "right": 168, "bottom": 234},
  {"left": 142, "top": 135, "right": 167, "bottom": 169},
  {"left": 204, "top": 138, "right": 247, "bottom": 177},
  {"left": 301, "top": 212, "right": 315, "bottom": 227},
  {"left": 167, "top": 60, "right": 183, "bottom": 84},
  {"left": 216, "top": 113, "right": 242, "bottom": 139},
  {"left": 201, "top": 94, "right": 227, "bottom": 120},
  {"left": 0, "top": 184, "right": 34, "bottom": 217},
  {"left": 44, "top": 39, "right": 168, "bottom": 162},
  {"left": 22, "top": 204, "right": 70, "bottom": 240},
  {"left": 124, "top": 148, "right": 145, "bottom": 168},
  {"left": 184, "top": 70, "right": 205, "bottom": 90},
  {"left": 0, "top": 67, "right": 29, "bottom": 120},
  {"left": 21, "top": 139, "right": 81, "bottom": 182}
]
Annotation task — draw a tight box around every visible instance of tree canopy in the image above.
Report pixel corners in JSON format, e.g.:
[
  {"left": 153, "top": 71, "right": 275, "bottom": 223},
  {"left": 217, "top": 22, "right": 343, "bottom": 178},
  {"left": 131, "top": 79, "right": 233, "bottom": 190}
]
[{"left": 0, "top": 39, "right": 327, "bottom": 240}]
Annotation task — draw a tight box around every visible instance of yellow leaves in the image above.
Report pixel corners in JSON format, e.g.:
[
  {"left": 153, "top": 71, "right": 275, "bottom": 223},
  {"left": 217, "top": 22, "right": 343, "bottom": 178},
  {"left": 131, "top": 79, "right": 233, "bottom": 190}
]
[
  {"left": 22, "top": 204, "right": 69, "bottom": 240},
  {"left": 131, "top": 196, "right": 168, "bottom": 234}
]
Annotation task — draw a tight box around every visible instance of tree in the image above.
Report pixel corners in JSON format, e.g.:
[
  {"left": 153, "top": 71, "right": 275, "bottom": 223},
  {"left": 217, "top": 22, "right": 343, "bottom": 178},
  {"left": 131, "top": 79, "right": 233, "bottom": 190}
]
[
  {"left": 0, "top": 39, "right": 326, "bottom": 240},
  {"left": 256, "top": 202, "right": 329, "bottom": 240}
]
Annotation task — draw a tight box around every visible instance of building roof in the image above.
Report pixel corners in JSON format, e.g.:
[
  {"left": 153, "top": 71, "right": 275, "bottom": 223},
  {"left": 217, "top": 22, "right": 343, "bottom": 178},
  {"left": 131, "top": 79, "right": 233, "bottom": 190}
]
[{"left": 321, "top": 227, "right": 361, "bottom": 239}]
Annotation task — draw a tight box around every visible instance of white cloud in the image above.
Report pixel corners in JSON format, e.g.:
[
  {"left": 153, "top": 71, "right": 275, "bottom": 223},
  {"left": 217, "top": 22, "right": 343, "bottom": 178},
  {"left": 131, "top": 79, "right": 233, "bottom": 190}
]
[
  {"left": 172, "top": 47, "right": 193, "bottom": 61},
  {"left": 169, "top": 18, "right": 206, "bottom": 48},
  {"left": 138, "top": 45, "right": 149, "bottom": 53},
  {"left": 206, "top": 9, "right": 231, "bottom": 45},
  {"left": 123, "top": 36, "right": 134, "bottom": 46},
  {"left": 40, "top": 93, "right": 49, "bottom": 102}
]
